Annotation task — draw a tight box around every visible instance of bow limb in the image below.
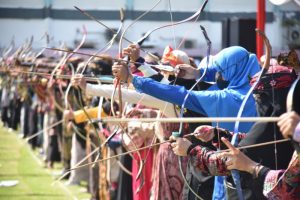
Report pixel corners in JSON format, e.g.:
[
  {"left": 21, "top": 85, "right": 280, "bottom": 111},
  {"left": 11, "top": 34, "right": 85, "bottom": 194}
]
[
  {"left": 46, "top": 46, "right": 68, "bottom": 112},
  {"left": 113, "top": 152, "right": 133, "bottom": 176},
  {"left": 77, "top": 8, "right": 124, "bottom": 139},
  {"left": 80, "top": 9, "right": 125, "bottom": 75},
  {"left": 74, "top": 6, "right": 159, "bottom": 62},
  {"left": 118, "top": 0, "right": 162, "bottom": 57},
  {"left": 256, "top": 29, "right": 271, "bottom": 71},
  {"left": 232, "top": 29, "right": 271, "bottom": 144},
  {"left": 48, "top": 52, "right": 68, "bottom": 86},
  {"left": 11, "top": 42, "right": 25, "bottom": 64},
  {"left": 98, "top": 107, "right": 132, "bottom": 177},
  {"left": 18, "top": 36, "right": 34, "bottom": 60},
  {"left": 2, "top": 38, "right": 15, "bottom": 59},
  {"left": 75, "top": 9, "right": 125, "bottom": 168},
  {"left": 50, "top": 89, "right": 65, "bottom": 112},
  {"left": 70, "top": 9, "right": 125, "bottom": 152},
  {"left": 176, "top": 25, "right": 211, "bottom": 200},
  {"left": 71, "top": 122, "right": 97, "bottom": 149},
  {"left": 63, "top": 25, "right": 87, "bottom": 109},
  {"left": 50, "top": 25, "right": 87, "bottom": 87},
  {"left": 286, "top": 78, "right": 300, "bottom": 113},
  {"left": 73, "top": 8, "right": 124, "bottom": 118},
  {"left": 110, "top": 8, "right": 125, "bottom": 118},
  {"left": 178, "top": 25, "right": 211, "bottom": 135},
  {"left": 33, "top": 32, "right": 50, "bottom": 63},
  {"left": 230, "top": 30, "right": 271, "bottom": 200},
  {"left": 137, "top": 0, "right": 208, "bottom": 46},
  {"left": 116, "top": 1, "right": 165, "bottom": 186}
]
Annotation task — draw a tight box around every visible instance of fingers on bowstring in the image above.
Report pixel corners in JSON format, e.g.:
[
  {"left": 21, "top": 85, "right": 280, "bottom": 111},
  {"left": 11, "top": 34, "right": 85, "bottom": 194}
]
[
  {"left": 122, "top": 48, "right": 130, "bottom": 56},
  {"left": 217, "top": 151, "right": 234, "bottom": 169},
  {"left": 225, "top": 157, "right": 233, "bottom": 167},
  {"left": 278, "top": 116, "right": 295, "bottom": 138},
  {"left": 75, "top": 74, "right": 83, "bottom": 78},
  {"left": 201, "top": 126, "right": 213, "bottom": 133},
  {"left": 174, "top": 65, "right": 183, "bottom": 77},
  {"left": 170, "top": 141, "right": 177, "bottom": 148},
  {"left": 72, "top": 74, "right": 83, "bottom": 81},
  {"left": 129, "top": 43, "right": 139, "bottom": 49},
  {"left": 175, "top": 64, "right": 182, "bottom": 71},
  {"left": 277, "top": 112, "right": 289, "bottom": 126},
  {"left": 221, "top": 137, "right": 238, "bottom": 152},
  {"left": 169, "top": 135, "right": 177, "bottom": 143},
  {"left": 123, "top": 44, "right": 139, "bottom": 55},
  {"left": 216, "top": 151, "right": 231, "bottom": 160}
]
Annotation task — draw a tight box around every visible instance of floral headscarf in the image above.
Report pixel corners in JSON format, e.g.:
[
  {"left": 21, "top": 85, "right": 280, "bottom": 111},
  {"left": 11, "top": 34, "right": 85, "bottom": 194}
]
[{"left": 161, "top": 46, "right": 190, "bottom": 67}]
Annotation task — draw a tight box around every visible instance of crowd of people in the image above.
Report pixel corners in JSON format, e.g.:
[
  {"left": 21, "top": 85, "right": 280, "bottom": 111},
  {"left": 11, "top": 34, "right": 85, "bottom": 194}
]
[{"left": 0, "top": 35, "right": 300, "bottom": 200}]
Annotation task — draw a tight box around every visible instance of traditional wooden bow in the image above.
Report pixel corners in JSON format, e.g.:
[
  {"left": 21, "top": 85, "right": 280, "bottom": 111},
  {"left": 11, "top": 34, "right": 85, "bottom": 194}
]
[
  {"left": 229, "top": 29, "right": 271, "bottom": 200},
  {"left": 175, "top": 24, "right": 211, "bottom": 200},
  {"left": 114, "top": 1, "right": 165, "bottom": 192}
]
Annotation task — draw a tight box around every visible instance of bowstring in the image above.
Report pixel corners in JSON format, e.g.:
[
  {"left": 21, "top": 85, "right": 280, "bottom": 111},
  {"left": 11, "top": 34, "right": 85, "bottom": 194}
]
[
  {"left": 177, "top": 25, "right": 211, "bottom": 200},
  {"left": 168, "top": 0, "right": 177, "bottom": 49}
]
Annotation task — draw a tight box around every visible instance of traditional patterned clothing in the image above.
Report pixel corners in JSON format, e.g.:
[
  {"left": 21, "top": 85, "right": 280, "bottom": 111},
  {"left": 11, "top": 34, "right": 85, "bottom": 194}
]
[
  {"left": 263, "top": 152, "right": 300, "bottom": 200},
  {"left": 151, "top": 122, "right": 188, "bottom": 200},
  {"left": 132, "top": 46, "right": 260, "bottom": 199}
]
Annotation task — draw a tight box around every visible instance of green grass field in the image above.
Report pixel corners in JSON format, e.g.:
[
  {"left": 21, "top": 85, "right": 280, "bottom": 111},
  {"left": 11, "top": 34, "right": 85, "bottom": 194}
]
[{"left": 0, "top": 126, "right": 91, "bottom": 200}]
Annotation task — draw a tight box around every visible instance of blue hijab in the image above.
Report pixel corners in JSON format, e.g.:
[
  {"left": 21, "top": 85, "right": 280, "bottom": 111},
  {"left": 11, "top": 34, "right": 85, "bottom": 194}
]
[
  {"left": 198, "top": 46, "right": 260, "bottom": 200},
  {"left": 196, "top": 46, "right": 260, "bottom": 132}
]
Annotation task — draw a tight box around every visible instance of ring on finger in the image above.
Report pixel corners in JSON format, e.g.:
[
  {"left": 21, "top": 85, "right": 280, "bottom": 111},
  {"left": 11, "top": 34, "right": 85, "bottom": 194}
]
[{"left": 226, "top": 157, "right": 232, "bottom": 164}]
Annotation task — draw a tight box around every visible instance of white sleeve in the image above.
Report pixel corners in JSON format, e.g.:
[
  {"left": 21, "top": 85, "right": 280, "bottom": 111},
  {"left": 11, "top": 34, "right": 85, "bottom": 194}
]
[
  {"left": 86, "top": 84, "right": 178, "bottom": 117},
  {"left": 138, "top": 64, "right": 158, "bottom": 77}
]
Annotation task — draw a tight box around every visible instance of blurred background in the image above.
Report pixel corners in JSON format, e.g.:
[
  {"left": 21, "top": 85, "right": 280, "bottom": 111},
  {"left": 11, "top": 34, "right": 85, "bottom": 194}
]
[{"left": 0, "top": 0, "right": 299, "bottom": 58}]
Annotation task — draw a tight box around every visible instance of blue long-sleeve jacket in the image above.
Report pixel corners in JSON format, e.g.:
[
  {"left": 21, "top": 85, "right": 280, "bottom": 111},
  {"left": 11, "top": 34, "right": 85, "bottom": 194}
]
[{"left": 132, "top": 46, "right": 260, "bottom": 133}]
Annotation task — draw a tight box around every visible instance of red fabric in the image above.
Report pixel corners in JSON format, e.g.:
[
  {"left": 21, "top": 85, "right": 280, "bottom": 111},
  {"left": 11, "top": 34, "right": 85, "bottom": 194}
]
[
  {"left": 132, "top": 148, "right": 153, "bottom": 200},
  {"left": 250, "top": 65, "right": 296, "bottom": 90},
  {"left": 130, "top": 65, "right": 143, "bottom": 76},
  {"left": 189, "top": 146, "right": 229, "bottom": 176},
  {"left": 34, "top": 84, "right": 47, "bottom": 102}
]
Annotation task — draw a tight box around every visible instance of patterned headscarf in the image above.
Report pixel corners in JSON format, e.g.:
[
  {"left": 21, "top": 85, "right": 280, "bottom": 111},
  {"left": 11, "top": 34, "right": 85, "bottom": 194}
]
[
  {"left": 251, "top": 65, "right": 297, "bottom": 117},
  {"left": 161, "top": 46, "right": 190, "bottom": 67}
]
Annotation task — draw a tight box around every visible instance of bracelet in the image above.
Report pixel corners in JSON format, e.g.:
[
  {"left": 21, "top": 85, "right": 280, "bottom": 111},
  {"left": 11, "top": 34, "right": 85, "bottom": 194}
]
[
  {"left": 251, "top": 163, "right": 261, "bottom": 179},
  {"left": 135, "top": 57, "right": 145, "bottom": 68}
]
